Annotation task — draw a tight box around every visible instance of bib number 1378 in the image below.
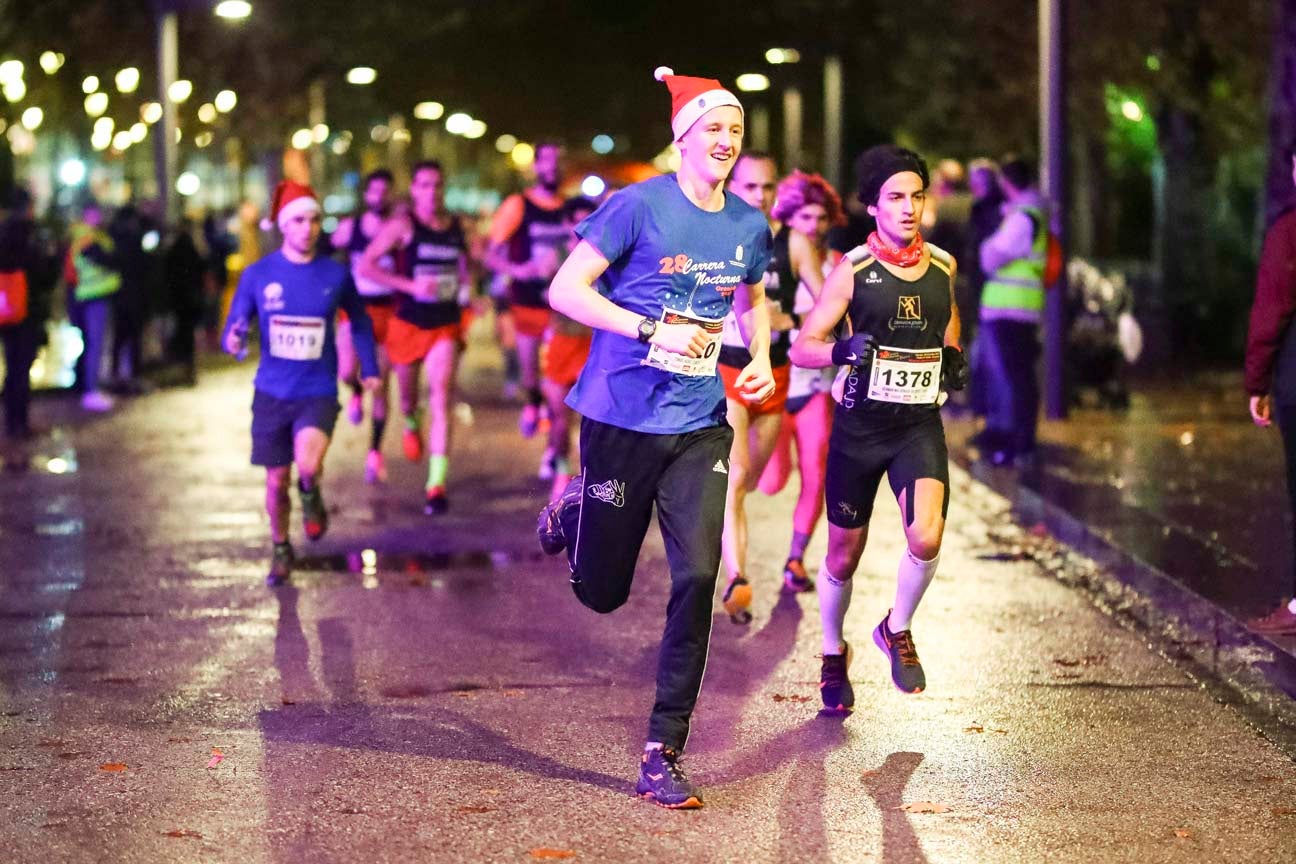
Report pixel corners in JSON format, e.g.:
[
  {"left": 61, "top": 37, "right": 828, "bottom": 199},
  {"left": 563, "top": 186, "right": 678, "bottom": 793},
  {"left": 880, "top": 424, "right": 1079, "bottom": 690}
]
[{"left": 866, "top": 346, "right": 942, "bottom": 404}]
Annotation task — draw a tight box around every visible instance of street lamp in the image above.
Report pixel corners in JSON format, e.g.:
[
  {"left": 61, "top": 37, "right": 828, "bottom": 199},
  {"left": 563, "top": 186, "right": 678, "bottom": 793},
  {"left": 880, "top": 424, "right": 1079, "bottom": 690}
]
[
  {"left": 346, "top": 67, "right": 377, "bottom": 86},
  {"left": 115, "top": 67, "right": 140, "bottom": 94},
  {"left": 214, "top": 0, "right": 252, "bottom": 19},
  {"left": 735, "top": 74, "right": 770, "bottom": 93},
  {"left": 414, "top": 101, "right": 444, "bottom": 121}
]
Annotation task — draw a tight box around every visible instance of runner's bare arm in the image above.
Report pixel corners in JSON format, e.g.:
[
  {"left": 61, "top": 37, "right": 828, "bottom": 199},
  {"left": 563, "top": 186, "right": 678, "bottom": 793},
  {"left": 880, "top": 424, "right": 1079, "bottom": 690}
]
[
  {"left": 945, "top": 257, "right": 962, "bottom": 348},
  {"left": 731, "top": 279, "right": 775, "bottom": 400},
  {"left": 330, "top": 216, "right": 354, "bottom": 253},
  {"left": 732, "top": 279, "right": 771, "bottom": 361},
  {"left": 788, "top": 229, "right": 827, "bottom": 300},
  {"left": 789, "top": 257, "right": 855, "bottom": 369},
  {"left": 550, "top": 240, "right": 708, "bottom": 358},
  {"left": 485, "top": 195, "right": 524, "bottom": 275},
  {"left": 357, "top": 216, "right": 418, "bottom": 296}
]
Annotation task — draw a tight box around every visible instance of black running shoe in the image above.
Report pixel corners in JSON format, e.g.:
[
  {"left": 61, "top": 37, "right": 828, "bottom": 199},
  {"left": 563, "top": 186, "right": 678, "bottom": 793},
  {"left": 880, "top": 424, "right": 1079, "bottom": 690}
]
[
  {"left": 873, "top": 611, "right": 926, "bottom": 694},
  {"left": 635, "top": 747, "right": 703, "bottom": 809},
  {"left": 820, "top": 641, "right": 854, "bottom": 713},
  {"left": 423, "top": 487, "right": 449, "bottom": 515},
  {"left": 267, "top": 541, "right": 294, "bottom": 587},
  {"left": 299, "top": 480, "right": 328, "bottom": 541},
  {"left": 537, "top": 474, "right": 582, "bottom": 555},
  {"left": 722, "top": 576, "right": 753, "bottom": 624}
]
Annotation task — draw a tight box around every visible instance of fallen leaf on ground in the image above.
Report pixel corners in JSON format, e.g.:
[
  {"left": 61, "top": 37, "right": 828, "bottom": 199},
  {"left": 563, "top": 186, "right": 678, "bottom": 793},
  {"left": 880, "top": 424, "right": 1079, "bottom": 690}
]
[
  {"left": 1174, "top": 829, "right": 1194, "bottom": 838},
  {"left": 772, "top": 694, "right": 813, "bottom": 703},
  {"left": 1273, "top": 807, "right": 1296, "bottom": 816},
  {"left": 99, "top": 763, "right": 128, "bottom": 772},
  {"left": 964, "top": 724, "right": 985, "bottom": 733},
  {"left": 530, "top": 849, "right": 576, "bottom": 859},
  {"left": 991, "top": 729, "right": 1008, "bottom": 735},
  {"left": 455, "top": 805, "right": 496, "bottom": 814},
  {"left": 206, "top": 748, "right": 224, "bottom": 769},
  {"left": 162, "top": 829, "right": 203, "bottom": 839},
  {"left": 280, "top": 698, "right": 296, "bottom": 706},
  {"left": 899, "top": 801, "right": 951, "bottom": 813}
]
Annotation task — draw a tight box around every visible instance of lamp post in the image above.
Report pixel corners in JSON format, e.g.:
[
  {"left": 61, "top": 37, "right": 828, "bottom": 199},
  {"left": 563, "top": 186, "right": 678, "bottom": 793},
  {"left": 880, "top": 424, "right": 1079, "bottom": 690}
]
[
  {"left": 152, "top": 0, "right": 251, "bottom": 227},
  {"left": 1040, "top": 0, "right": 1067, "bottom": 420}
]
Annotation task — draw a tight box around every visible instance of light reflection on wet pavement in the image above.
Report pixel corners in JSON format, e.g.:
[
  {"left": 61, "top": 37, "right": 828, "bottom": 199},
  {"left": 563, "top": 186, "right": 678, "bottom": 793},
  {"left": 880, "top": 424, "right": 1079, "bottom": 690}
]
[
  {"left": 948, "top": 371, "right": 1294, "bottom": 637},
  {"left": 1, "top": 353, "right": 1294, "bottom": 862}
]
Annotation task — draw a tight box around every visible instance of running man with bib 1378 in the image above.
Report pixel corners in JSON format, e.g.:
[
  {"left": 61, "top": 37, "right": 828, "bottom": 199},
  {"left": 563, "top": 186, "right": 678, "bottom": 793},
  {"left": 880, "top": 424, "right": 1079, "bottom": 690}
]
[{"left": 790, "top": 145, "right": 968, "bottom": 712}]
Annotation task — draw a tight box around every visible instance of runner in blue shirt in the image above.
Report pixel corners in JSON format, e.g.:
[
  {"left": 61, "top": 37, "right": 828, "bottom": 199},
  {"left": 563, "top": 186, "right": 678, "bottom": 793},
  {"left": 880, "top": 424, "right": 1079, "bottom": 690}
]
[
  {"left": 538, "top": 67, "right": 774, "bottom": 809},
  {"left": 223, "top": 181, "right": 380, "bottom": 586}
]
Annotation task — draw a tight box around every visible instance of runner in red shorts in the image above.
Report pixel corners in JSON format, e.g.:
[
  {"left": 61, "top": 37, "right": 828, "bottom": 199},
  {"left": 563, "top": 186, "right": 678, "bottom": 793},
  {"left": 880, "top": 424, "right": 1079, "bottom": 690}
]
[
  {"left": 489, "top": 142, "right": 569, "bottom": 458},
  {"left": 539, "top": 197, "right": 598, "bottom": 499},
  {"left": 358, "top": 160, "right": 470, "bottom": 515},
  {"left": 332, "top": 169, "right": 397, "bottom": 483}
]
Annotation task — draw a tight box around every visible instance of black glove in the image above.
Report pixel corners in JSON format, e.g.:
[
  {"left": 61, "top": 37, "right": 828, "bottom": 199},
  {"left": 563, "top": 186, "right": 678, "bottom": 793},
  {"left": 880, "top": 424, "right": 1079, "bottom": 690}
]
[
  {"left": 831, "top": 332, "right": 877, "bottom": 367},
  {"left": 941, "top": 345, "right": 969, "bottom": 391}
]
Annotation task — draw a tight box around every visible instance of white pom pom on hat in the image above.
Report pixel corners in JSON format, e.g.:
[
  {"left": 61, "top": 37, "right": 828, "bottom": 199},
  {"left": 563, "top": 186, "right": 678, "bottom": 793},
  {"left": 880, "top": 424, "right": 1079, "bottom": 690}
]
[{"left": 653, "top": 66, "right": 743, "bottom": 141}]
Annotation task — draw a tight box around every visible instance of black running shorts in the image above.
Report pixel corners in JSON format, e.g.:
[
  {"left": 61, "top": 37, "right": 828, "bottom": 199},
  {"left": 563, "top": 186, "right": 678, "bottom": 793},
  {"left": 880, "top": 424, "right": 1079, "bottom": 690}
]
[
  {"left": 250, "top": 390, "right": 340, "bottom": 467},
  {"left": 824, "top": 407, "right": 949, "bottom": 529}
]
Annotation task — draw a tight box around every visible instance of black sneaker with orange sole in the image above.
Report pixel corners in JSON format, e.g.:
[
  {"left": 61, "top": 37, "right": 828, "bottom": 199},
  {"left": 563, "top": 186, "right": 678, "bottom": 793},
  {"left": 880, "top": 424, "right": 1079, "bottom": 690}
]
[
  {"left": 873, "top": 611, "right": 926, "bottom": 693},
  {"left": 820, "top": 641, "right": 854, "bottom": 714}
]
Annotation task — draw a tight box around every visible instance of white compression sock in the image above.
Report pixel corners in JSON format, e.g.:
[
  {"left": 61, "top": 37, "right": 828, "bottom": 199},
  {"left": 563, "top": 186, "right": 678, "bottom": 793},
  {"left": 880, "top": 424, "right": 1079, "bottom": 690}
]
[
  {"left": 890, "top": 549, "right": 940, "bottom": 632},
  {"left": 818, "top": 564, "right": 853, "bottom": 655}
]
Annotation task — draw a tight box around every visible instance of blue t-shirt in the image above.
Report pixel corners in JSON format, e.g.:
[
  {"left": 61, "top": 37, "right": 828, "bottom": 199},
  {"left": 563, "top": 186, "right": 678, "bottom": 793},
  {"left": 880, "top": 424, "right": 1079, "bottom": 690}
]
[
  {"left": 566, "top": 174, "right": 772, "bottom": 434},
  {"left": 222, "top": 250, "right": 379, "bottom": 400}
]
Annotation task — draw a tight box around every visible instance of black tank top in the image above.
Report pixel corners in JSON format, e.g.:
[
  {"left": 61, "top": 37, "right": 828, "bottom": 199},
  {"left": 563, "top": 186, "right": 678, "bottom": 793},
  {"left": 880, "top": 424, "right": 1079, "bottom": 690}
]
[
  {"left": 837, "top": 244, "right": 953, "bottom": 418},
  {"left": 508, "top": 194, "right": 567, "bottom": 308},
  {"left": 719, "top": 225, "right": 796, "bottom": 369},
  {"left": 397, "top": 215, "right": 465, "bottom": 330},
  {"left": 347, "top": 213, "right": 395, "bottom": 302}
]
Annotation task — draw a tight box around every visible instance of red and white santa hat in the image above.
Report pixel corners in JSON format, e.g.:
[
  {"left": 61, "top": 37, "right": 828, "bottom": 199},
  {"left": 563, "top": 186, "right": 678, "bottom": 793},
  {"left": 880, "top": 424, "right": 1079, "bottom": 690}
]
[
  {"left": 261, "top": 179, "right": 320, "bottom": 231},
  {"left": 654, "top": 66, "right": 743, "bottom": 141}
]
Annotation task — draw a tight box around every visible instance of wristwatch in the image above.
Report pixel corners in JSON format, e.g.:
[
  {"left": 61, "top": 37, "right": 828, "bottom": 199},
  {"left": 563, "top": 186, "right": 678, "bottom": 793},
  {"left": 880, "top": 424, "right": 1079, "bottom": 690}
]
[{"left": 637, "top": 316, "right": 657, "bottom": 344}]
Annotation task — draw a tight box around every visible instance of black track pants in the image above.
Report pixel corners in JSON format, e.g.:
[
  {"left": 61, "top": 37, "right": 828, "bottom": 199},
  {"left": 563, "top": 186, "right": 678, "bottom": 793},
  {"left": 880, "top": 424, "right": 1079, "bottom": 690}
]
[{"left": 561, "top": 417, "right": 733, "bottom": 751}]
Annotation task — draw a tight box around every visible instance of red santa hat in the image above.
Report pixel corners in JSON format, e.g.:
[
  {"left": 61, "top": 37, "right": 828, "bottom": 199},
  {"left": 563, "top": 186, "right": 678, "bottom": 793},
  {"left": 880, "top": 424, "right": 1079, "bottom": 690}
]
[
  {"left": 261, "top": 179, "right": 320, "bottom": 231},
  {"left": 654, "top": 66, "right": 743, "bottom": 141}
]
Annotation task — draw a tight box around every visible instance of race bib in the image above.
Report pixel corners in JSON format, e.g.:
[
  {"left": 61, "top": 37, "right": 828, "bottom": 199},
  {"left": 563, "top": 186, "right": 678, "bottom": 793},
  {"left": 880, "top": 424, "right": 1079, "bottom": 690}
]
[
  {"left": 866, "top": 346, "right": 942, "bottom": 404},
  {"left": 643, "top": 310, "right": 724, "bottom": 377},
  {"left": 414, "top": 266, "right": 461, "bottom": 303},
  {"left": 268, "top": 315, "right": 325, "bottom": 361}
]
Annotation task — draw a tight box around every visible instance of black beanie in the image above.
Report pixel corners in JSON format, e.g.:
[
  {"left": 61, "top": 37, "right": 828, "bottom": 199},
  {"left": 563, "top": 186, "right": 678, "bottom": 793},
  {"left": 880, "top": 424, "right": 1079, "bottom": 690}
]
[{"left": 856, "top": 145, "right": 929, "bottom": 206}]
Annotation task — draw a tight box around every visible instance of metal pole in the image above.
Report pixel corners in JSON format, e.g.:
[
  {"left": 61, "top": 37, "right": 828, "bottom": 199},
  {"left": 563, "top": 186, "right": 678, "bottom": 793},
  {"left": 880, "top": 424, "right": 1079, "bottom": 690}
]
[
  {"left": 1040, "top": 0, "right": 1068, "bottom": 420},
  {"left": 155, "top": 9, "right": 179, "bottom": 227},
  {"left": 823, "top": 55, "right": 843, "bottom": 191},
  {"left": 308, "top": 79, "right": 326, "bottom": 185},
  {"left": 782, "top": 87, "right": 802, "bottom": 170}
]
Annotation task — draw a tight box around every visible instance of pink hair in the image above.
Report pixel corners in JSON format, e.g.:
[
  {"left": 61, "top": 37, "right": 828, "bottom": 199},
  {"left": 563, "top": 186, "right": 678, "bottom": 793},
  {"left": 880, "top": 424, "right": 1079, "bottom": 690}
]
[{"left": 771, "top": 170, "right": 846, "bottom": 226}]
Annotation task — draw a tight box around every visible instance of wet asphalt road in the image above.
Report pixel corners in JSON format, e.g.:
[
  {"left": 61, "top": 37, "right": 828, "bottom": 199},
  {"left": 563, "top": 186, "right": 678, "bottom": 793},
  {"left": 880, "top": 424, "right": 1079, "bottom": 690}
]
[{"left": 2, "top": 338, "right": 1295, "bottom": 863}]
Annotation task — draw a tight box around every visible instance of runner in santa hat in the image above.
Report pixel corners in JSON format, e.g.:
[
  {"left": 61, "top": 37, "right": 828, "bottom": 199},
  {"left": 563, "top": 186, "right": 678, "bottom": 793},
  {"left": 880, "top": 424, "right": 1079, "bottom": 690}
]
[
  {"left": 789, "top": 145, "right": 969, "bottom": 712},
  {"left": 536, "top": 66, "right": 774, "bottom": 809},
  {"left": 223, "top": 179, "right": 381, "bottom": 586}
]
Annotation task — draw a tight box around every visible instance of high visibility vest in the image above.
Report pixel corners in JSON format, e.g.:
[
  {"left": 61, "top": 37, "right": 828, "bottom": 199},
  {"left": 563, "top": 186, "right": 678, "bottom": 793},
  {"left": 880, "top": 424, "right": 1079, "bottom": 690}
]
[
  {"left": 981, "top": 204, "right": 1046, "bottom": 323},
  {"left": 69, "top": 223, "right": 121, "bottom": 302}
]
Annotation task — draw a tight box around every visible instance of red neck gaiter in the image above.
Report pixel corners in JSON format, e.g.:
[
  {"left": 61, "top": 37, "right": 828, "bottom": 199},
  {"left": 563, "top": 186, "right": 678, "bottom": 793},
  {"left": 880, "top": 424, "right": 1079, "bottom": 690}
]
[{"left": 867, "top": 231, "right": 925, "bottom": 267}]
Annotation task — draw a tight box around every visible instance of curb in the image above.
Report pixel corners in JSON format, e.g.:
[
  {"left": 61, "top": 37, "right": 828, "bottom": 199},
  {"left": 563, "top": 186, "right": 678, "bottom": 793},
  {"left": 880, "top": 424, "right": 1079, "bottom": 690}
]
[{"left": 957, "top": 453, "right": 1296, "bottom": 752}]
